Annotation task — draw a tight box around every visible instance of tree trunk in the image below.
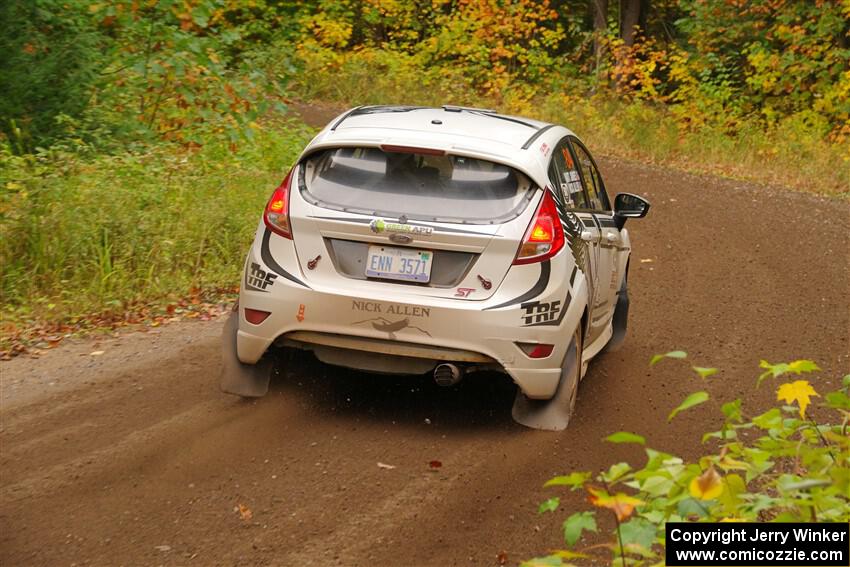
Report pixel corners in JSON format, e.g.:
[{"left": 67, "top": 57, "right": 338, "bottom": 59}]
[
  {"left": 620, "top": 0, "right": 642, "bottom": 46},
  {"left": 592, "top": 0, "right": 608, "bottom": 78}
]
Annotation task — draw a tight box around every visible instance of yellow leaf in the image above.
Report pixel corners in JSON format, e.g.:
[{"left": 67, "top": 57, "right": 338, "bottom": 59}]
[
  {"left": 777, "top": 380, "right": 819, "bottom": 418},
  {"left": 587, "top": 487, "right": 644, "bottom": 521},
  {"left": 689, "top": 467, "right": 724, "bottom": 500}
]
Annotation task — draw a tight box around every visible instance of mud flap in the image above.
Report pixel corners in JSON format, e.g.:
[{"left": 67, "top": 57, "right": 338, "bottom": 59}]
[
  {"left": 603, "top": 280, "right": 629, "bottom": 354},
  {"left": 220, "top": 311, "right": 272, "bottom": 398},
  {"left": 511, "top": 335, "right": 580, "bottom": 431}
]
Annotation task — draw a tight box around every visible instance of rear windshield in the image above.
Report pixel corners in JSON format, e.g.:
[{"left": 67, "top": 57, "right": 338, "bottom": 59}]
[{"left": 300, "top": 147, "right": 535, "bottom": 224}]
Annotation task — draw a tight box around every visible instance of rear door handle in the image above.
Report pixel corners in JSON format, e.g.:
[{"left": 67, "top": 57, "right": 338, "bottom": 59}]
[{"left": 580, "top": 231, "right": 594, "bottom": 242}]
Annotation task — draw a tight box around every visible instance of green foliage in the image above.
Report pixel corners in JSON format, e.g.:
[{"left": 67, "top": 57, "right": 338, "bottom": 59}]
[
  {"left": 668, "top": 391, "right": 709, "bottom": 421},
  {"left": 0, "top": 0, "right": 290, "bottom": 153},
  {"left": 0, "top": 116, "right": 314, "bottom": 325},
  {"left": 675, "top": 0, "right": 850, "bottom": 138},
  {"left": 0, "top": 0, "right": 108, "bottom": 151},
  {"left": 539, "top": 497, "right": 561, "bottom": 514},
  {"left": 758, "top": 359, "right": 821, "bottom": 385},
  {"left": 605, "top": 432, "right": 646, "bottom": 445},
  {"left": 529, "top": 355, "right": 850, "bottom": 566},
  {"left": 89, "top": 0, "right": 287, "bottom": 147},
  {"left": 692, "top": 366, "right": 717, "bottom": 379},
  {"left": 544, "top": 472, "right": 592, "bottom": 489},
  {"left": 562, "top": 511, "right": 597, "bottom": 547},
  {"left": 649, "top": 350, "right": 687, "bottom": 365}
]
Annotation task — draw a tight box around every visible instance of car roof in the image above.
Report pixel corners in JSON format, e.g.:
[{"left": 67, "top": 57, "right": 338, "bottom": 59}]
[{"left": 301, "top": 105, "right": 577, "bottom": 189}]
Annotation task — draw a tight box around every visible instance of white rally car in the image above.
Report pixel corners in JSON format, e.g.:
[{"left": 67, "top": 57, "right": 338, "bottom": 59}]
[{"left": 221, "top": 105, "right": 649, "bottom": 430}]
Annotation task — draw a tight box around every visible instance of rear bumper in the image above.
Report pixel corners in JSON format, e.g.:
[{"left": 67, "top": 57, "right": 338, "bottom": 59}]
[
  {"left": 238, "top": 299, "right": 586, "bottom": 402},
  {"left": 237, "top": 326, "right": 564, "bottom": 399},
  {"left": 236, "top": 235, "right": 587, "bottom": 400}
]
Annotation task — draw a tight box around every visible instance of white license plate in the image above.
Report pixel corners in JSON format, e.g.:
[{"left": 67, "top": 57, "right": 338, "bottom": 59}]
[{"left": 365, "top": 245, "right": 432, "bottom": 283}]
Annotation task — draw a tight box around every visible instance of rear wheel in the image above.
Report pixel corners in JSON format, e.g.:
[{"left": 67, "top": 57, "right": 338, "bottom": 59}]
[{"left": 511, "top": 325, "right": 583, "bottom": 431}]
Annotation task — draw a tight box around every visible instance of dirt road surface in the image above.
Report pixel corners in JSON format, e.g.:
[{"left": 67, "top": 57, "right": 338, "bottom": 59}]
[{"left": 2, "top": 107, "right": 849, "bottom": 566}]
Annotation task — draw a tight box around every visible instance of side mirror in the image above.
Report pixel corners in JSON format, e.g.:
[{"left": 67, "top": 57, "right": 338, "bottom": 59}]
[{"left": 613, "top": 193, "right": 650, "bottom": 229}]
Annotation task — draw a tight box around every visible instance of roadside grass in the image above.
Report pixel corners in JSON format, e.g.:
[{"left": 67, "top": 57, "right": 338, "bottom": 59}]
[
  {"left": 291, "top": 48, "right": 850, "bottom": 197},
  {"left": 0, "top": 114, "right": 315, "bottom": 348}
]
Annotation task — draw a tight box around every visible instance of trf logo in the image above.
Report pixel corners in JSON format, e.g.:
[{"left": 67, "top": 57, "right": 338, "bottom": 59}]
[
  {"left": 521, "top": 300, "right": 561, "bottom": 325},
  {"left": 246, "top": 262, "right": 277, "bottom": 291}
]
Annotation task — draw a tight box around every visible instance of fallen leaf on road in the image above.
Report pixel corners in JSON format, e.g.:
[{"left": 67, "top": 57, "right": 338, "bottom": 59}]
[
  {"left": 377, "top": 462, "right": 396, "bottom": 470},
  {"left": 496, "top": 550, "right": 508, "bottom": 565},
  {"left": 155, "top": 545, "right": 171, "bottom": 552},
  {"left": 0, "top": 287, "right": 236, "bottom": 360},
  {"left": 236, "top": 503, "right": 253, "bottom": 521},
  {"left": 90, "top": 350, "right": 105, "bottom": 356},
  {"left": 640, "top": 258, "right": 653, "bottom": 263},
  {"left": 428, "top": 460, "right": 442, "bottom": 470}
]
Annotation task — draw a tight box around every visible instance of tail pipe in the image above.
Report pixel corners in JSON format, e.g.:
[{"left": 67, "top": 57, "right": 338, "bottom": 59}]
[{"left": 433, "top": 363, "right": 463, "bottom": 387}]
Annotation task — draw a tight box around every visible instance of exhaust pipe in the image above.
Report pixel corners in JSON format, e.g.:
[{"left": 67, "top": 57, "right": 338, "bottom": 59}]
[{"left": 434, "top": 363, "right": 463, "bottom": 387}]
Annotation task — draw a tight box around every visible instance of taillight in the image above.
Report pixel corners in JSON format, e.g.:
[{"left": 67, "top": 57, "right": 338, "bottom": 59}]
[
  {"left": 513, "top": 190, "right": 565, "bottom": 265},
  {"left": 263, "top": 168, "right": 294, "bottom": 239}
]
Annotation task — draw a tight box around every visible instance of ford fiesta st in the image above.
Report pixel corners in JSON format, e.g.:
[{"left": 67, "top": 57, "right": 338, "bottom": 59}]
[{"left": 221, "top": 105, "right": 650, "bottom": 430}]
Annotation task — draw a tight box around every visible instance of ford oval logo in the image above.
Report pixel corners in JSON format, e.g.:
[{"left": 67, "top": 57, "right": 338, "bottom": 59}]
[{"left": 389, "top": 233, "right": 413, "bottom": 244}]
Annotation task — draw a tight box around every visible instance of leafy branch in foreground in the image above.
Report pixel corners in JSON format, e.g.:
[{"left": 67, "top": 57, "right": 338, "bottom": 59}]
[{"left": 525, "top": 355, "right": 850, "bottom": 567}]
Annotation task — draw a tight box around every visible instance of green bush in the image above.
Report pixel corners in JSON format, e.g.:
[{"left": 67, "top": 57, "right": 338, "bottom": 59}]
[
  {"left": 0, "top": 116, "right": 314, "bottom": 326},
  {"left": 0, "top": 0, "right": 108, "bottom": 152},
  {"left": 526, "top": 354, "right": 850, "bottom": 566}
]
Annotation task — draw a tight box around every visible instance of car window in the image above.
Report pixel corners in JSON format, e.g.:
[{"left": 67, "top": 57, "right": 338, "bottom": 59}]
[
  {"left": 549, "top": 139, "right": 588, "bottom": 209},
  {"left": 301, "top": 147, "right": 535, "bottom": 224},
  {"left": 570, "top": 141, "right": 610, "bottom": 211}
]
